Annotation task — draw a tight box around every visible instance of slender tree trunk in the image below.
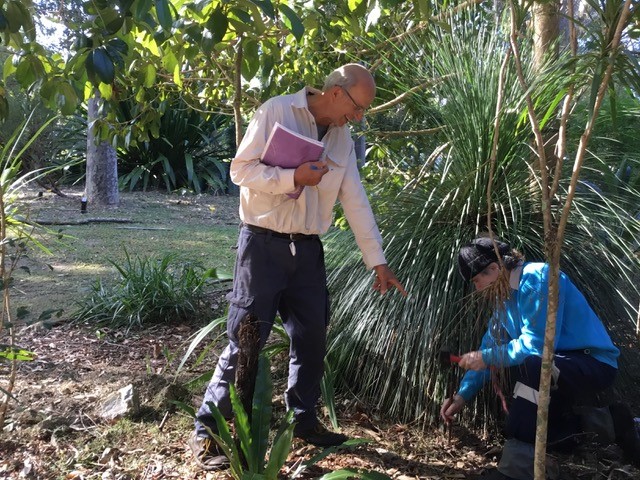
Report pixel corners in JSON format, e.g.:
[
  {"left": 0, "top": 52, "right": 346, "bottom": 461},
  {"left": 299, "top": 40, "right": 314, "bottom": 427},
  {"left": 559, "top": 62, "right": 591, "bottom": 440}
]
[
  {"left": 533, "top": 0, "right": 560, "bottom": 71},
  {"left": 86, "top": 91, "right": 119, "bottom": 207},
  {"left": 226, "top": 38, "right": 244, "bottom": 196},
  {"left": 236, "top": 313, "right": 260, "bottom": 419},
  {"left": 532, "top": 2, "right": 634, "bottom": 479}
]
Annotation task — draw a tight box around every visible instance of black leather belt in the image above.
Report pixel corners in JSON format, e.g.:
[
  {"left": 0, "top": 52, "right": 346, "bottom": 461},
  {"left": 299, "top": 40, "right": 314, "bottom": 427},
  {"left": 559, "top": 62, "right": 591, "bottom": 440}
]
[{"left": 243, "top": 224, "right": 318, "bottom": 241}]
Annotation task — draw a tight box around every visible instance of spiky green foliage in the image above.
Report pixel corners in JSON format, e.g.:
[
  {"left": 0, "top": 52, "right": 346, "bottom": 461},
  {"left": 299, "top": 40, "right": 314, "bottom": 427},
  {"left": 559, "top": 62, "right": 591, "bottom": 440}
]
[
  {"left": 73, "top": 250, "right": 221, "bottom": 330},
  {"left": 200, "top": 353, "right": 377, "bottom": 479},
  {"left": 324, "top": 14, "right": 640, "bottom": 428},
  {"left": 117, "top": 96, "right": 234, "bottom": 193}
]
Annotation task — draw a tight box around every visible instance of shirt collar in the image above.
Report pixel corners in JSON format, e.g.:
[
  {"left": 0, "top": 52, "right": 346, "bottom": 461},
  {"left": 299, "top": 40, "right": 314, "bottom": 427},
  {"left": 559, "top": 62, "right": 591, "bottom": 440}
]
[{"left": 291, "top": 86, "right": 322, "bottom": 110}]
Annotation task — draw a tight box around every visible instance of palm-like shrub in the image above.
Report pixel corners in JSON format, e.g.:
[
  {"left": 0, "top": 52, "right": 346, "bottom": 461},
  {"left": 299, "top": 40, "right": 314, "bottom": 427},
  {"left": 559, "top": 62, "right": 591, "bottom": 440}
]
[
  {"left": 117, "top": 96, "right": 234, "bottom": 193},
  {"left": 74, "top": 251, "right": 220, "bottom": 330},
  {"left": 324, "top": 16, "right": 640, "bottom": 428}
]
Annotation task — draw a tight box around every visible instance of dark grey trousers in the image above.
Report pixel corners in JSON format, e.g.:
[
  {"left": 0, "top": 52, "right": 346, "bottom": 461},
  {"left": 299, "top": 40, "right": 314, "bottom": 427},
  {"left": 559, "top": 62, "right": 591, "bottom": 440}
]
[{"left": 195, "top": 225, "right": 329, "bottom": 436}]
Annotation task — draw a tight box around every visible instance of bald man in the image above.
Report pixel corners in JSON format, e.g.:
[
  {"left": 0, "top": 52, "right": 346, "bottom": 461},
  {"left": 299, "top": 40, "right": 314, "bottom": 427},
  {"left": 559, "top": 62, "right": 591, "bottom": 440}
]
[{"left": 189, "top": 64, "right": 406, "bottom": 471}]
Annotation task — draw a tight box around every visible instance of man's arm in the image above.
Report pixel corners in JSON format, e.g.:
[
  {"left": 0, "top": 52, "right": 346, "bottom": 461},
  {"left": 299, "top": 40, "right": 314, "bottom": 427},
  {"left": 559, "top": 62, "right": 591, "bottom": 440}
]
[{"left": 230, "top": 102, "right": 300, "bottom": 196}]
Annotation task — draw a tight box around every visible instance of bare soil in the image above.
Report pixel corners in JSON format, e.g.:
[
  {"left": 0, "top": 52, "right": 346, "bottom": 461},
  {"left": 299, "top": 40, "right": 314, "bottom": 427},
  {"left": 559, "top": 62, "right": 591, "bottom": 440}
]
[{"left": 2, "top": 189, "right": 640, "bottom": 480}]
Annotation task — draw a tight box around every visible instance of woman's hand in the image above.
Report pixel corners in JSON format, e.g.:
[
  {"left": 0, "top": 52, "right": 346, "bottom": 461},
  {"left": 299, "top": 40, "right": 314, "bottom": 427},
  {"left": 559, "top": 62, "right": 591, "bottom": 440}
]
[
  {"left": 458, "top": 350, "right": 487, "bottom": 371},
  {"left": 440, "top": 394, "right": 466, "bottom": 424}
]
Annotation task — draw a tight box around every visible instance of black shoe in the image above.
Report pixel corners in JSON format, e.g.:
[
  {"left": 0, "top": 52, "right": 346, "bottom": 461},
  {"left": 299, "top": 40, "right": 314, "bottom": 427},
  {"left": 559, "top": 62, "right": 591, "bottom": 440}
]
[
  {"left": 475, "top": 469, "right": 516, "bottom": 480},
  {"left": 188, "top": 431, "right": 230, "bottom": 471},
  {"left": 609, "top": 402, "right": 640, "bottom": 467},
  {"left": 294, "top": 423, "right": 348, "bottom": 447}
]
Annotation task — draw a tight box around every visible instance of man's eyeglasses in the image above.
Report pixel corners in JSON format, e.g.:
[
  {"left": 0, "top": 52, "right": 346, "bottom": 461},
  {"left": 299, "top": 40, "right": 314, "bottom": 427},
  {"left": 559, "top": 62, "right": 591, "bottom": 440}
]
[{"left": 340, "top": 86, "right": 366, "bottom": 115}]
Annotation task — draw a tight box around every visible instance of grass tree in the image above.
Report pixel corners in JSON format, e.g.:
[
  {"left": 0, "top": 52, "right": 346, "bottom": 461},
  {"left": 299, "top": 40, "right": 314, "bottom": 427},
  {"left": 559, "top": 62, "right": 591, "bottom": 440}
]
[{"left": 324, "top": 2, "right": 640, "bottom": 445}]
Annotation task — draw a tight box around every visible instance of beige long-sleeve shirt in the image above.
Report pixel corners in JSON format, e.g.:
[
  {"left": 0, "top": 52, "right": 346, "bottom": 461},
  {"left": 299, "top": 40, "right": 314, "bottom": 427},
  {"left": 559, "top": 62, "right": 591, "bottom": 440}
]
[{"left": 230, "top": 87, "right": 386, "bottom": 269}]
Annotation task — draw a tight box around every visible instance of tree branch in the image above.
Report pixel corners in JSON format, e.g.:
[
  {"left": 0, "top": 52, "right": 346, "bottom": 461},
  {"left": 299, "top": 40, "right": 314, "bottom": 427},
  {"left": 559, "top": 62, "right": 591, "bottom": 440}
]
[
  {"left": 369, "top": 78, "right": 448, "bottom": 115},
  {"left": 372, "top": 126, "right": 445, "bottom": 138}
]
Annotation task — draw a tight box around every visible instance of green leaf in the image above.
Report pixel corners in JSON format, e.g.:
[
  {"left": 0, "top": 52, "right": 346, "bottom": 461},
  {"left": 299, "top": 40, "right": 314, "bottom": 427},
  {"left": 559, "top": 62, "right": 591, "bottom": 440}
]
[
  {"left": 0, "top": 346, "right": 36, "bottom": 361},
  {"left": 538, "top": 89, "right": 565, "bottom": 131},
  {"left": 185, "top": 152, "right": 194, "bottom": 184},
  {"left": 249, "top": 0, "right": 275, "bottom": 19},
  {"left": 320, "top": 358, "right": 339, "bottom": 429},
  {"left": 5, "top": 1, "right": 24, "bottom": 34},
  {"left": 347, "top": 0, "right": 362, "bottom": 13},
  {"left": 250, "top": 355, "right": 272, "bottom": 468},
  {"left": 241, "top": 39, "right": 259, "bottom": 81},
  {"left": 177, "top": 316, "right": 227, "bottom": 373},
  {"left": 205, "top": 401, "right": 244, "bottom": 475},
  {"left": 230, "top": 385, "right": 257, "bottom": 471},
  {"left": 279, "top": 5, "right": 304, "bottom": 42},
  {"left": 14, "top": 57, "right": 37, "bottom": 89},
  {"left": 92, "top": 48, "right": 115, "bottom": 84},
  {"left": 263, "top": 422, "right": 295, "bottom": 478},
  {"left": 587, "top": 68, "right": 602, "bottom": 119},
  {"left": 107, "top": 38, "right": 129, "bottom": 56},
  {"left": 155, "top": 0, "right": 173, "bottom": 31},
  {"left": 208, "top": 6, "right": 228, "bottom": 44},
  {"left": 135, "top": 0, "right": 154, "bottom": 19},
  {"left": 230, "top": 8, "right": 253, "bottom": 26},
  {"left": 3, "top": 55, "right": 16, "bottom": 81},
  {"left": 0, "top": 10, "right": 7, "bottom": 30},
  {"left": 144, "top": 63, "right": 156, "bottom": 88},
  {"left": 172, "top": 400, "right": 196, "bottom": 417},
  {"left": 318, "top": 469, "right": 392, "bottom": 480},
  {"left": 58, "top": 82, "right": 79, "bottom": 115}
]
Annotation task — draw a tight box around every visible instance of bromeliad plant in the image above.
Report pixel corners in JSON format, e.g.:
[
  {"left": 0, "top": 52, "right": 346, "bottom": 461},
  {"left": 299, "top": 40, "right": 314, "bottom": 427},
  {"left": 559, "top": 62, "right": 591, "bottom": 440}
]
[
  {"left": 179, "top": 314, "right": 341, "bottom": 430},
  {"left": 203, "top": 354, "right": 296, "bottom": 479},
  {"left": 196, "top": 352, "right": 386, "bottom": 480}
]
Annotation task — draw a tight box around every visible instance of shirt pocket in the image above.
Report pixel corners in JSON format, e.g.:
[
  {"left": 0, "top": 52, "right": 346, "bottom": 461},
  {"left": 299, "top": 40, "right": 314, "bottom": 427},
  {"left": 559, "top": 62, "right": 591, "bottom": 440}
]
[{"left": 316, "top": 157, "right": 345, "bottom": 195}]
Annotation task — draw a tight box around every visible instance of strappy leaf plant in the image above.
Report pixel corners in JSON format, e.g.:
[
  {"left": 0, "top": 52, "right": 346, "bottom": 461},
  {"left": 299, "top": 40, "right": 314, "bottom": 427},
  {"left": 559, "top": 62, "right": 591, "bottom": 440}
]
[
  {"left": 73, "top": 250, "right": 225, "bottom": 330},
  {"left": 1, "top": 112, "right": 59, "bottom": 425},
  {"left": 200, "top": 352, "right": 379, "bottom": 479},
  {"left": 324, "top": 9, "right": 640, "bottom": 429}
]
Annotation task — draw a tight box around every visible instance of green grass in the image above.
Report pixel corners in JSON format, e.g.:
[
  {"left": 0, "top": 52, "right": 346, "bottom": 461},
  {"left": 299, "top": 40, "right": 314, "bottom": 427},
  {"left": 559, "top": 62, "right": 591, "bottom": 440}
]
[{"left": 11, "top": 189, "right": 240, "bottom": 326}]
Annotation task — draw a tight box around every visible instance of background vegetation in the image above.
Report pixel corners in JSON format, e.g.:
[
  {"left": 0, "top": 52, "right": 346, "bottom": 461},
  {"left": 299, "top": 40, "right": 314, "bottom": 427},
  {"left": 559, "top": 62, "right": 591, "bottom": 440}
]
[{"left": 0, "top": 0, "right": 639, "bottom": 465}]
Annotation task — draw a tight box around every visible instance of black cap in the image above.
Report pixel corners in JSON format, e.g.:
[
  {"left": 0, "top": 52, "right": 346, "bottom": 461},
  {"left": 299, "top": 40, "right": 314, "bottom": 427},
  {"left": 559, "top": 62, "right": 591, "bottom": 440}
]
[{"left": 458, "top": 237, "right": 511, "bottom": 281}]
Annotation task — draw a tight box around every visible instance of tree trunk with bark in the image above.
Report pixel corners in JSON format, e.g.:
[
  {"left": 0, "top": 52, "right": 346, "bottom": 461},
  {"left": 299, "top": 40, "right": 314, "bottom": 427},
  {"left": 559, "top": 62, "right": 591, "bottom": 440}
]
[
  {"left": 86, "top": 92, "right": 119, "bottom": 207},
  {"left": 533, "top": 0, "right": 560, "bottom": 71}
]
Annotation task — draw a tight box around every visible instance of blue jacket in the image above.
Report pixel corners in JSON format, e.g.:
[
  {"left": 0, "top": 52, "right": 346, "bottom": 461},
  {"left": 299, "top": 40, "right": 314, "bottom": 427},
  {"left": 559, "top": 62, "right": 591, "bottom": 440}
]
[{"left": 457, "top": 262, "right": 619, "bottom": 402}]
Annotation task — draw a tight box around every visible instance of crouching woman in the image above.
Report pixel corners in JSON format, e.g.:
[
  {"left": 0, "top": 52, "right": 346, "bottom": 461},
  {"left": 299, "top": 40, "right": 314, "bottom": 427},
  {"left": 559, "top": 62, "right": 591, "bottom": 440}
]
[{"left": 441, "top": 237, "right": 619, "bottom": 480}]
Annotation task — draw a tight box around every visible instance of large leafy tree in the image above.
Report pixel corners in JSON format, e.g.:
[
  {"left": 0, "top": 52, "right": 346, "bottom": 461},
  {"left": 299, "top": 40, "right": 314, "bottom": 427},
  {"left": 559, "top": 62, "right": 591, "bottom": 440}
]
[{"left": 2, "top": 0, "right": 415, "bottom": 201}]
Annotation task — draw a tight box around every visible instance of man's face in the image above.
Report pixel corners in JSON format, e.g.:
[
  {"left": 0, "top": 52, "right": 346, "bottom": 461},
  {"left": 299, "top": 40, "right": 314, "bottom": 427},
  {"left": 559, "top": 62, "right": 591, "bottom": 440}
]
[
  {"left": 323, "top": 84, "right": 373, "bottom": 127},
  {"left": 471, "top": 262, "right": 500, "bottom": 291}
]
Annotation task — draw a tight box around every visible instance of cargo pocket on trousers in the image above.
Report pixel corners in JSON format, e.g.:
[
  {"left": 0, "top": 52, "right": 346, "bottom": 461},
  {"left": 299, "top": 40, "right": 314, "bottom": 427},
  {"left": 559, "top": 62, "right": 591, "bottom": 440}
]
[{"left": 225, "top": 291, "right": 255, "bottom": 342}]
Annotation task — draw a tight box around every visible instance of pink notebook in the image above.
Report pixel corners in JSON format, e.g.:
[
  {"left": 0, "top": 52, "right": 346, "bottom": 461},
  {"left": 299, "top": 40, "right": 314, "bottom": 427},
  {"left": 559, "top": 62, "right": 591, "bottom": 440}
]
[{"left": 260, "top": 122, "right": 325, "bottom": 199}]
